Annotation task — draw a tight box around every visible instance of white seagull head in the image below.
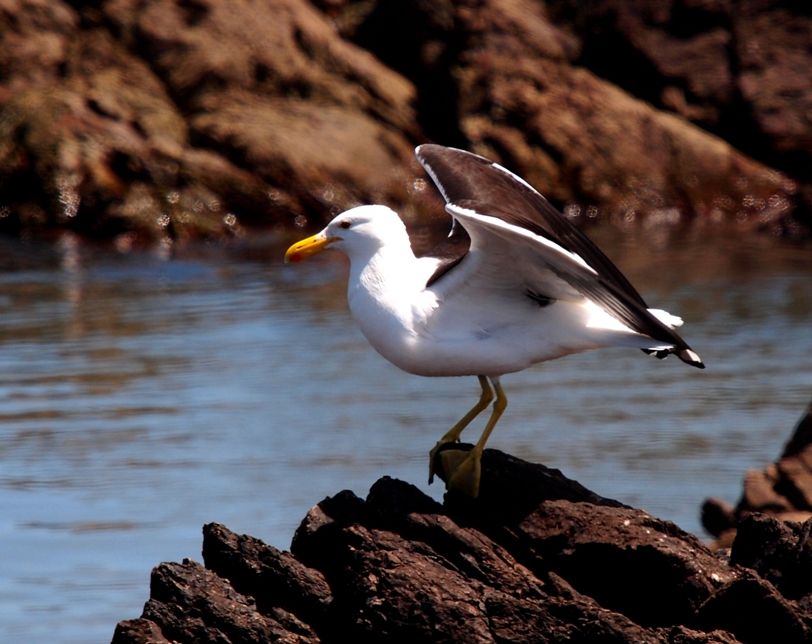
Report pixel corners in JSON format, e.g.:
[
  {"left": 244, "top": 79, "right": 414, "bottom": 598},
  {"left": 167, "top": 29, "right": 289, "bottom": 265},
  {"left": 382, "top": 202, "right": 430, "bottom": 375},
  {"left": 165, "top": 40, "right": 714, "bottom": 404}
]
[{"left": 284, "top": 205, "right": 408, "bottom": 264}]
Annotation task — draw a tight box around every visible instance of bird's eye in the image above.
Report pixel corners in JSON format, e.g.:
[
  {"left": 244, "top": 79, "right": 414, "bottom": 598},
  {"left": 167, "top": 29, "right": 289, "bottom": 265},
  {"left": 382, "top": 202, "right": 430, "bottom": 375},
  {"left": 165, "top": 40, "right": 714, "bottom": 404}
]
[{"left": 338, "top": 220, "right": 352, "bottom": 229}]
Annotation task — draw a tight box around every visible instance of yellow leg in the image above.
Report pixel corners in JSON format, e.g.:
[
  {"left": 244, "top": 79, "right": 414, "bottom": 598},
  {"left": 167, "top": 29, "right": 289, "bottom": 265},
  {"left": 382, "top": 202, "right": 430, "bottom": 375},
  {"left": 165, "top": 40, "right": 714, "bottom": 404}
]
[
  {"left": 428, "top": 376, "right": 493, "bottom": 484},
  {"left": 447, "top": 377, "right": 507, "bottom": 497}
]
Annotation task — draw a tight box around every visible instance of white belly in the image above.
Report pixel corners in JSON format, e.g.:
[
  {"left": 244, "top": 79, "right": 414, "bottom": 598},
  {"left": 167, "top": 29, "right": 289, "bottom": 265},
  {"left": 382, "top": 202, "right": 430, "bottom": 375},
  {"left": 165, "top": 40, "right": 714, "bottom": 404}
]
[{"left": 351, "top": 295, "right": 616, "bottom": 378}]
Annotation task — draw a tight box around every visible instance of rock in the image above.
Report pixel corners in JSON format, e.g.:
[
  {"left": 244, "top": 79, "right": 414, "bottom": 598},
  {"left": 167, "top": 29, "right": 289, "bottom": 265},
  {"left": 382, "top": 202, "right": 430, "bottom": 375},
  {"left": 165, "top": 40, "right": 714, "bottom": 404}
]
[
  {"left": 782, "top": 401, "right": 812, "bottom": 462},
  {"left": 729, "top": 514, "right": 812, "bottom": 602},
  {"left": 545, "top": 0, "right": 812, "bottom": 234},
  {"left": 112, "top": 450, "right": 812, "bottom": 643},
  {"left": 741, "top": 467, "right": 793, "bottom": 514},
  {"left": 1, "top": 0, "right": 809, "bottom": 241},
  {"left": 202, "top": 522, "right": 333, "bottom": 632},
  {"left": 0, "top": 0, "right": 418, "bottom": 243},
  {"left": 114, "top": 558, "right": 321, "bottom": 643},
  {"left": 334, "top": 0, "right": 802, "bottom": 233},
  {"left": 696, "top": 571, "right": 809, "bottom": 644},
  {"left": 702, "top": 401, "right": 812, "bottom": 547},
  {"left": 776, "top": 457, "right": 812, "bottom": 510},
  {"left": 700, "top": 497, "right": 736, "bottom": 541},
  {"left": 103, "top": 0, "right": 419, "bottom": 215}
]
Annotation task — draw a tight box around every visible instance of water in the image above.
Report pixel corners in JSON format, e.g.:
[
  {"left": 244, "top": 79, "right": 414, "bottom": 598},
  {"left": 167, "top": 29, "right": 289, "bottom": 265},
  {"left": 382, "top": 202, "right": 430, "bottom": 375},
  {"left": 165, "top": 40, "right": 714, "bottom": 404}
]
[{"left": 0, "top": 226, "right": 809, "bottom": 643}]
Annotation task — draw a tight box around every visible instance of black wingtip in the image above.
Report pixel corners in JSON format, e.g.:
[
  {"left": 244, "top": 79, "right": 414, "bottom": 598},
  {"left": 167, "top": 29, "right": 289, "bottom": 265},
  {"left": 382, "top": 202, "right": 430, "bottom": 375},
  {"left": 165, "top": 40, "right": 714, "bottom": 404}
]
[
  {"left": 677, "top": 348, "right": 705, "bottom": 369},
  {"left": 642, "top": 347, "right": 705, "bottom": 369}
]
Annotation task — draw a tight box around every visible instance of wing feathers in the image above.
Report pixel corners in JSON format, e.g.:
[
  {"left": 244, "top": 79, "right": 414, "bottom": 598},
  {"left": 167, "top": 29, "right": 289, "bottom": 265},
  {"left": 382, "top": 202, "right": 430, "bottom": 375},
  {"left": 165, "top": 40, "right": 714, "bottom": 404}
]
[
  {"left": 416, "top": 144, "right": 704, "bottom": 369},
  {"left": 416, "top": 144, "right": 649, "bottom": 307}
]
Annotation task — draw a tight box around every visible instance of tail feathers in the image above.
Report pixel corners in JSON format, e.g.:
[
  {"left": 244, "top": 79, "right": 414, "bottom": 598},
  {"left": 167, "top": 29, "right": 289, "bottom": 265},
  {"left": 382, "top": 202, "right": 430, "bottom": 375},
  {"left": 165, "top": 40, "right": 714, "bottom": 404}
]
[{"left": 642, "top": 346, "right": 705, "bottom": 369}]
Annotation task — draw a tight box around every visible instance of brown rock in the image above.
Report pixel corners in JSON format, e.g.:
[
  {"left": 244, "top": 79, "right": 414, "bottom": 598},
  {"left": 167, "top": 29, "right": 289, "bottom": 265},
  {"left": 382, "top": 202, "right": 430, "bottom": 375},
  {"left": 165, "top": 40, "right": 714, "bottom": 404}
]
[
  {"left": 776, "top": 457, "right": 812, "bottom": 510},
  {"left": 703, "top": 400, "right": 812, "bottom": 548},
  {"left": 782, "top": 402, "right": 812, "bottom": 460},
  {"left": 202, "top": 522, "right": 333, "bottom": 632},
  {"left": 334, "top": 0, "right": 798, "bottom": 233},
  {"left": 112, "top": 619, "right": 170, "bottom": 644},
  {"left": 546, "top": 0, "right": 812, "bottom": 233},
  {"left": 157, "top": 558, "right": 319, "bottom": 643},
  {"left": 740, "top": 468, "right": 793, "bottom": 514},
  {"left": 0, "top": 0, "right": 420, "bottom": 241},
  {"left": 2, "top": 0, "right": 810, "bottom": 240},
  {"left": 0, "top": 6, "right": 238, "bottom": 241},
  {"left": 111, "top": 450, "right": 812, "bottom": 643},
  {"left": 696, "top": 572, "right": 809, "bottom": 644},
  {"left": 735, "top": 4, "right": 812, "bottom": 160},
  {"left": 729, "top": 513, "right": 812, "bottom": 601},
  {"left": 700, "top": 497, "right": 736, "bottom": 539},
  {"left": 104, "top": 0, "right": 420, "bottom": 220}
]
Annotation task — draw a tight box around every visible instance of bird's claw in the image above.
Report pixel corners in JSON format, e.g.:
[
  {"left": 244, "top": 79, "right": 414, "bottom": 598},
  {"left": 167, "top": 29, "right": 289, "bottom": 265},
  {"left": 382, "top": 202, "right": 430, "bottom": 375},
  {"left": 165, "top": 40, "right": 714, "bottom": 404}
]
[
  {"left": 428, "top": 440, "right": 448, "bottom": 484},
  {"left": 446, "top": 451, "right": 481, "bottom": 498},
  {"left": 428, "top": 443, "right": 481, "bottom": 497}
]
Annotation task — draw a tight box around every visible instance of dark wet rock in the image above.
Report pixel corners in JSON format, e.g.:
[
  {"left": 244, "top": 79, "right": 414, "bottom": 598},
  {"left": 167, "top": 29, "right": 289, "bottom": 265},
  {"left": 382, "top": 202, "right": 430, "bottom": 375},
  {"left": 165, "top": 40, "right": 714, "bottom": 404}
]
[
  {"left": 782, "top": 402, "right": 812, "bottom": 461},
  {"left": 700, "top": 497, "right": 737, "bottom": 541},
  {"left": 702, "top": 402, "right": 812, "bottom": 548},
  {"left": 696, "top": 570, "right": 810, "bottom": 644},
  {"left": 1, "top": 0, "right": 810, "bottom": 242},
  {"left": 729, "top": 514, "right": 812, "bottom": 602},
  {"left": 119, "top": 558, "right": 321, "bottom": 643},
  {"left": 112, "top": 450, "right": 812, "bottom": 643}
]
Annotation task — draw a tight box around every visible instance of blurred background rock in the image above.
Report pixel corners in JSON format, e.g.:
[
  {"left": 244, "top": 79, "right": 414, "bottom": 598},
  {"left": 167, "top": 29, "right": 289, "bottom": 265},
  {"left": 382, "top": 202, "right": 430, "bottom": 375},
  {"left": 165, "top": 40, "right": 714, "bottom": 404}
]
[{"left": 0, "top": 0, "right": 809, "bottom": 244}]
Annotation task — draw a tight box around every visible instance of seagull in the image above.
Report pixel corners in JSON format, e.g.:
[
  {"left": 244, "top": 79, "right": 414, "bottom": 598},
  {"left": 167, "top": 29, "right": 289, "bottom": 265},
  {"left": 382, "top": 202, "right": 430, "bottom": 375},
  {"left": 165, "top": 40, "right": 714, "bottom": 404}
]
[{"left": 285, "top": 144, "right": 704, "bottom": 497}]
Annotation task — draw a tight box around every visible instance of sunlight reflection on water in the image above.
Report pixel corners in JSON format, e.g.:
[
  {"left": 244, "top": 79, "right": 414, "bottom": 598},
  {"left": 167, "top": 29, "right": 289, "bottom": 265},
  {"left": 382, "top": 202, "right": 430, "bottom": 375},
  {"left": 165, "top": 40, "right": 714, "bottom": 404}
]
[{"left": 0, "top": 227, "right": 809, "bottom": 642}]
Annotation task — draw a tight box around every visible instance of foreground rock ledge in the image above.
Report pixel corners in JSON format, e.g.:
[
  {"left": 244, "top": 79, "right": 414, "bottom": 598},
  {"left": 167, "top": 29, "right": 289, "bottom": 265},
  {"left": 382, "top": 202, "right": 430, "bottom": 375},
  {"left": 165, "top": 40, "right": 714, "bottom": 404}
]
[{"left": 112, "top": 450, "right": 812, "bottom": 643}]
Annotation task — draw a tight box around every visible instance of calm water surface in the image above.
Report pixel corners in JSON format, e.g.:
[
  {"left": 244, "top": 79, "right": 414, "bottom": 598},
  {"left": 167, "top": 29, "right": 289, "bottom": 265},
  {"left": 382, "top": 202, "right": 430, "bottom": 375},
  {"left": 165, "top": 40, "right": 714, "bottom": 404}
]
[{"left": 0, "top": 226, "right": 810, "bottom": 642}]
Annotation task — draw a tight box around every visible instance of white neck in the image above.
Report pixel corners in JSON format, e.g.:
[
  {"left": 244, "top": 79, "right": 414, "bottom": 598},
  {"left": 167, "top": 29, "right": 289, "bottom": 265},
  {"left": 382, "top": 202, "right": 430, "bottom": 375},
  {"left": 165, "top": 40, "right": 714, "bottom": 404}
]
[
  {"left": 345, "top": 234, "right": 427, "bottom": 362},
  {"left": 348, "top": 235, "right": 419, "bottom": 314}
]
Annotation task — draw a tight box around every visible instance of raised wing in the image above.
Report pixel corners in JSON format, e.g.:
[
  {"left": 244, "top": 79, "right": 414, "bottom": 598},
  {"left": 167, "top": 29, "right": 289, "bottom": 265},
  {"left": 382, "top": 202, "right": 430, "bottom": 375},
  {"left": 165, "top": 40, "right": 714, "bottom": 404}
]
[
  {"left": 416, "top": 144, "right": 704, "bottom": 367},
  {"left": 416, "top": 144, "right": 648, "bottom": 306}
]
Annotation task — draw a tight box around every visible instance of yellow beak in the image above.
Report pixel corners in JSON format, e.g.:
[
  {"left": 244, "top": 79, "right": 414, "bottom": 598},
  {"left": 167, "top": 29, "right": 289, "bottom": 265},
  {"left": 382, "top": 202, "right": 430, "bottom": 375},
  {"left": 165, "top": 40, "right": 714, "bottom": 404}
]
[{"left": 284, "top": 232, "right": 339, "bottom": 263}]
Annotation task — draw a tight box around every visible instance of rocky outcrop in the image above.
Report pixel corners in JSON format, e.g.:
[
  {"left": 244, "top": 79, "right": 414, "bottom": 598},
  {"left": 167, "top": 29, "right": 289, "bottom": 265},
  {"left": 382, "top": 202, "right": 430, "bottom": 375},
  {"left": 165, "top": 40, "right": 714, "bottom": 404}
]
[
  {"left": 112, "top": 448, "right": 812, "bottom": 643},
  {"left": 333, "top": 0, "right": 799, "bottom": 232},
  {"left": 0, "top": 0, "right": 417, "bottom": 243},
  {"left": 1, "top": 0, "right": 809, "bottom": 243},
  {"left": 703, "top": 402, "right": 812, "bottom": 550},
  {"left": 547, "top": 0, "right": 812, "bottom": 227}
]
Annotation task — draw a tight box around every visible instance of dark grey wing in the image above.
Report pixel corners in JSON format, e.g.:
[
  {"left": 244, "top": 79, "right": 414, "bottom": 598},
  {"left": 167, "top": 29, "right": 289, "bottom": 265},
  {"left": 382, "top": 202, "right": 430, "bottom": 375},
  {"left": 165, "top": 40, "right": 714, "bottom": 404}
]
[
  {"left": 416, "top": 143, "right": 648, "bottom": 307},
  {"left": 424, "top": 220, "right": 470, "bottom": 287},
  {"left": 416, "top": 144, "right": 704, "bottom": 368}
]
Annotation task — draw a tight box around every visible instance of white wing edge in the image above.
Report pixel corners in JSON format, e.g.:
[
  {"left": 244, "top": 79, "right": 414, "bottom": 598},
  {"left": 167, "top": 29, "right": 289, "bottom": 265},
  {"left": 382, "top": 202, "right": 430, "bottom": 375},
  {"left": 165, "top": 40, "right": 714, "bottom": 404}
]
[{"left": 446, "top": 203, "right": 598, "bottom": 275}]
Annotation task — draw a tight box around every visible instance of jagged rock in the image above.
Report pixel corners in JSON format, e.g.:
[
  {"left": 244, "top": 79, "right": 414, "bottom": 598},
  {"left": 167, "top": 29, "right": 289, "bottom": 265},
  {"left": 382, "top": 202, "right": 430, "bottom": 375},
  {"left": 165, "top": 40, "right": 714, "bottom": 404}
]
[
  {"left": 703, "top": 401, "right": 812, "bottom": 549},
  {"left": 729, "top": 514, "right": 812, "bottom": 602},
  {"left": 112, "top": 449, "right": 811, "bottom": 643},
  {"left": 129, "top": 558, "right": 320, "bottom": 643},
  {"left": 695, "top": 570, "right": 810, "bottom": 644}
]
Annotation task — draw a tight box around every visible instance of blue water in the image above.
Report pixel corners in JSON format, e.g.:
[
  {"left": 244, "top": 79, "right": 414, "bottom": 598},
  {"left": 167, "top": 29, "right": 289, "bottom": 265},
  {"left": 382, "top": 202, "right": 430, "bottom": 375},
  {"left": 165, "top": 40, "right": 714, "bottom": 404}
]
[{"left": 0, "top": 227, "right": 809, "bottom": 642}]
